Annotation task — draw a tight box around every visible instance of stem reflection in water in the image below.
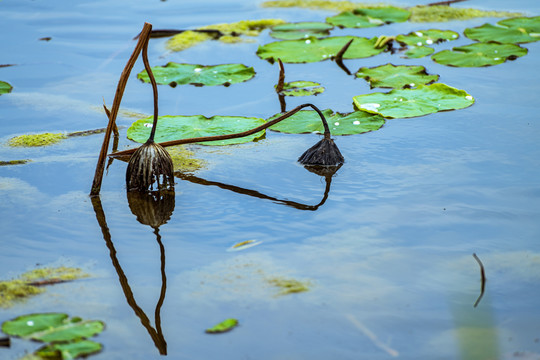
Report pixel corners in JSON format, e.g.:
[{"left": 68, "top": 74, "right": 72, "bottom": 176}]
[
  {"left": 176, "top": 164, "right": 341, "bottom": 211},
  {"left": 91, "top": 194, "right": 171, "bottom": 355}
]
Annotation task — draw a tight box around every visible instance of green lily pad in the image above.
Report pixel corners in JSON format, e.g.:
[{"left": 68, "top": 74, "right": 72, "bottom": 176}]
[
  {"left": 396, "top": 29, "right": 459, "bottom": 46},
  {"left": 403, "top": 46, "right": 435, "bottom": 59},
  {"left": 432, "top": 42, "right": 527, "bottom": 67},
  {"left": 205, "top": 318, "right": 239, "bottom": 334},
  {"left": 465, "top": 17, "right": 540, "bottom": 44},
  {"left": 257, "top": 36, "right": 384, "bottom": 63},
  {"left": 127, "top": 115, "right": 266, "bottom": 145},
  {"left": 35, "top": 340, "right": 102, "bottom": 359},
  {"left": 137, "top": 63, "right": 255, "bottom": 87},
  {"left": 0, "top": 80, "right": 12, "bottom": 94},
  {"left": 278, "top": 81, "right": 325, "bottom": 96},
  {"left": 352, "top": 83, "right": 474, "bottom": 119},
  {"left": 2, "top": 313, "right": 104, "bottom": 342},
  {"left": 268, "top": 109, "right": 385, "bottom": 135},
  {"left": 327, "top": 7, "right": 411, "bottom": 28},
  {"left": 355, "top": 63, "right": 439, "bottom": 89},
  {"left": 270, "top": 22, "right": 333, "bottom": 40}
]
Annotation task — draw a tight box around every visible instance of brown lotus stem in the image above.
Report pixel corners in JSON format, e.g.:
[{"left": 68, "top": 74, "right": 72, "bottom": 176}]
[
  {"left": 90, "top": 22, "right": 152, "bottom": 196},
  {"left": 110, "top": 103, "right": 333, "bottom": 158},
  {"left": 275, "top": 58, "right": 286, "bottom": 93},
  {"left": 334, "top": 38, "right": 353, "bottom": 75}
]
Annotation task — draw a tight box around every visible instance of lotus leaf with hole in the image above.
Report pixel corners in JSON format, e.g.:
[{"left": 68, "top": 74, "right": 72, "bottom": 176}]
[
  {"left": 326, "top": 7, "right": 411, "bottom": 28},
  {"left": 355, "top": 64, "right": 439, "bottom": 89},
  {"left": 128, "top": 115, "right": 266, "bottom": 145},
  {"left": 403, "top": 46, "right": 434, "bottom": 59},
  {"left": 352, "top": 83, "right": 474, "bottom": 119},
  {"left": 270, "top": 22, "right": 333, "bottom": 40},
  {"left": 137, "top": 63, "right": 255, "bottom": 87},
  {"left": 0, "top": 81, "right": 12, "bottom": 94},
  {"left": 35, "top": 340, "right": 102, "bottom": 359},
  {"left": 268, "top": 109, "right": 385, "bottom": 135},
  {"left": 257, "top": 36, "right": 384, "bottom": 63},
  {"left": 278, "top": 81, "right": 324, "bottom": 96},
  {"left": 465, "top": 16, "right": 540, "bottom": 44},
  {"left": 396, "top": 29, "right": 459, "bottom": 46},
  {"left": 432, "top": 42, "right": 527, "bottom": 67},
  {"left": 1, "top": 313, "right": 104, "bottom": 342}
]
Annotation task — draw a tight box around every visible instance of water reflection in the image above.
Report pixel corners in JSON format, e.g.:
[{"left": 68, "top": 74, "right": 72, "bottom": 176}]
[
  {"left": 176, "top": 164, "right": 341, "bottom": 211},
  {"left": 91, "top": 194, "right": 171, "bottom": 355}
]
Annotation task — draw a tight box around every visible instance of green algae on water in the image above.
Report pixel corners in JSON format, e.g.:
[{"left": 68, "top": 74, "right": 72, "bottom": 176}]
[
  {"left": 261, "top": 1, "right": 521, "bottom": 22},
  {"left": 0, "top": 159, "right": 31, "bottom": 166},
  {"left": 0, "top": 267, "right": 89, "bottom": 308},
  {"left": 267, "top": 276, "right": 311, "bottom": 296},
  {"left": 8, "top": 133, "right": 66, "bottom": 147},
  {"left": 166, "top": 19, "right": 285, "bottom": 52},
  {"left": 167, "top": 145, "right": 207, "bottom": 173}
]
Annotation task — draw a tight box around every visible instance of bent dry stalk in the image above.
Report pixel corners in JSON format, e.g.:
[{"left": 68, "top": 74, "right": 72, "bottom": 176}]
[
  {"left": 126, "top": 24, "right": 175, "bottom": 192},
  {"left": 110, "top": 103, "right": 345, "bottom": 166}
]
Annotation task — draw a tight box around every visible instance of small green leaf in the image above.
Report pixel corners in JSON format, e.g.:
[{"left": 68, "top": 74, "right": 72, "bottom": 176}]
[
  {"left": 205, "top": 318, "right": 238, "bottom": 334},
  {"left": 1, "top": 313, "right": 104, "bottom": 342},
  {"left": 137, "top": 63, "right": 255, "bottom": 87},
  {"left": 127, "top": 115, "right": 266, "bottom": 145},
  {"left": 355, "top": 63, "right": 439, "bottom": 89},
  {"left": 35, "top": 340, "right": 102, "bottom": 359},
  {"left": 465, "top": 16, "right": 540, "bottom": 44},
  {"left": 327, "top": 7, "right": 411, "bottom": 28},
  {"left": 432, "top": 42, "right": 527, "bottom": 67},
  {"left": 0, "top": 80, "right": 12, "bottom": 95},
  {"left": 403, "top": 45, "right": 434, "bottom": 59},
  {"left": 353, "top": 83, "right": 474, "bottom": 119},
  {"left": 257, "top": 36, "right": 384, "bottom": 63},
  {"left": 396, "top": 29, "right": 459, "bottom": 46},
  {"left": 268, "top": 109, "right": 385, "bottom": 135},
  {"left": 278, "top": 81, "right": 325, "bottom": 96},
  {"left": 270, "top": 22, "right": 333, "bottom": 40}
]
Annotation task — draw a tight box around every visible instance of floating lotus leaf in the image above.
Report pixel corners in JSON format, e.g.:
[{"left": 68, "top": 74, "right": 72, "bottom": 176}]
[
  {"left": 270, "top": 22, "right": 333, "bottom": 40},
  {"left": 396, "top": 29, "right": 459, "bottom": 46},
  {"left": 352, "top": 83, "right": 474, "bottom": 119},
  {"left": 137, "top": 63, "right": 255, "bottom": 87},
  {"left": 268, "top": 109, "right": 385, "bottom": 135},
  {"left": 465, "top": 17, "right": 540, "bottom": 44},
  {"left": 205, "top": 318, "right": 239, "bottom": 334},
  {"left": 403, "top": 46, "right": 434, "bottom": 59},
  {"left": 278, "top": 80, "right": 324, "bottom": 96},
  {"left": 432, "top": 42, "right": 527, "bottom": 67},
  {"left": 0, "top": 80, "right": 12, "bottom": 94},
  {"left": 127, "top": 115, "right": 266, "bottom": 145},
  {"left": 355, "top": 63, "right": 439, "bottom": 89},
  {"left": 257, "top": 36, "right": 384, "bottom": 63},
  {"left": 326, "top": 7, "right": 411, "bottom": 28},
  {"left": 35, "top": 340, "right": 102, "bottom": 359},
  {"left": 1, "top": 313, "right": 105, "bottom": 342}
]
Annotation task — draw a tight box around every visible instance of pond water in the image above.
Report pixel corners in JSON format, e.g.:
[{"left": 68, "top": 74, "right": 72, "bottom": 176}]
[{"left": 1, "top": 0, "right": 540, "bottom": 359}]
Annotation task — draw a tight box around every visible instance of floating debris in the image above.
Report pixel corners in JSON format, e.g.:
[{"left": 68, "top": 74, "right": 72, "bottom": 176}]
[
  {"left": 227, "top": 240, "right": 263, "bottom": 252},
  {"left": 205, "top": 318, "right": 239, "bottom": 334}
]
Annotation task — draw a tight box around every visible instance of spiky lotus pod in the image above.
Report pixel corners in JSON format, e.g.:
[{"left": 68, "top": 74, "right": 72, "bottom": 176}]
[{"left": 126, "top": 140, "right": 175, "bottom": 192}]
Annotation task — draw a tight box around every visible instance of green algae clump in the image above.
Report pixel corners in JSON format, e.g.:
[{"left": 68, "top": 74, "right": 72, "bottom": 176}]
[
  {"left": 166, "top": 19, "right": 285, "bottom": 52},
  {"left": 0, "top": 159, "right": 31, "bottom": 166},
  {"left": 167, "top": 145, "right": 207, "bottom": 173},
  {"left": 8, "top": 133, "right": 67, "bottom": 147},
  {"left": 0, "top": 267, "right": 90, "bottom": 308},
  {"left": 409, "top": 5, "right": 521, "bottom": 22},
  {"left": 261, "top": 0, "right": 387, "bottom": 12},
  {"left": 267, "top": 277, "right": 311, "bottom": 296}
]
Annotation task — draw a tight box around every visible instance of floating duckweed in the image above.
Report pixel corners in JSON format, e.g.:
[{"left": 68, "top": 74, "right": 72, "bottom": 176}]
[
  {"left": 267, "top": 277, "right": 311, "bottom": 296},
  {"left": 167, "top": 145, "right": 207, "bottom": 173},
  {"left": 167, "top": 19, "right": 285, "bottom": 52},
  {"left": 409, "top": 5, "right": 521, "bottom": 22},
  {"left": 0, "top": 267, "right": 89, "bottom": 308},
  {"left": 8, "top": 133, "right": 67, "bottom": 147}
]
